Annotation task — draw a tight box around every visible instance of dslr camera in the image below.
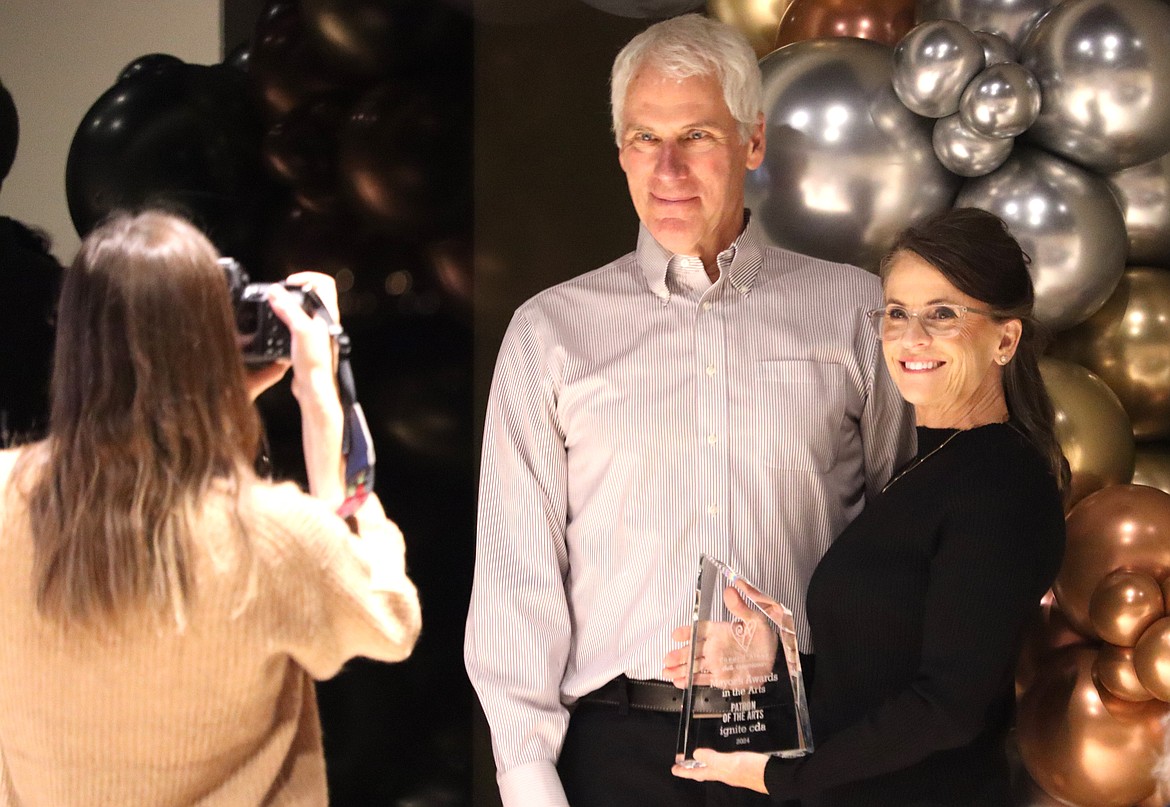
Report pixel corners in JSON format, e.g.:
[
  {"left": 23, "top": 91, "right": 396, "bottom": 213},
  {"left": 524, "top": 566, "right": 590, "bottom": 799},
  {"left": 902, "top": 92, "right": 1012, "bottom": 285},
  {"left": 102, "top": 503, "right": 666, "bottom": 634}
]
[{"left": 219, "top": 257, "right": 327, "bottom": 364}]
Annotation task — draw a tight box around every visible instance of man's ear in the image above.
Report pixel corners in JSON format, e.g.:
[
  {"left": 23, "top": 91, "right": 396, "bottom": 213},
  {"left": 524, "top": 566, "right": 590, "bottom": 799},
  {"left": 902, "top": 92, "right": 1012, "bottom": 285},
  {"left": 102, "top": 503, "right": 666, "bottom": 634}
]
[{"left": 745, "top": 113, "right": 765, "bottom": 171}]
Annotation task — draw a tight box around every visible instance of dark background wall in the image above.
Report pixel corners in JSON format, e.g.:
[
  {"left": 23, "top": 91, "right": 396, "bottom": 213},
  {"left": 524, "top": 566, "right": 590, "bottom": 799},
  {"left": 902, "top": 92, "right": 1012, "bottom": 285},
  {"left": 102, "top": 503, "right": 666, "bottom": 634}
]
[{"left": 221, "top": 2, "right": 652, "bottom": 805}]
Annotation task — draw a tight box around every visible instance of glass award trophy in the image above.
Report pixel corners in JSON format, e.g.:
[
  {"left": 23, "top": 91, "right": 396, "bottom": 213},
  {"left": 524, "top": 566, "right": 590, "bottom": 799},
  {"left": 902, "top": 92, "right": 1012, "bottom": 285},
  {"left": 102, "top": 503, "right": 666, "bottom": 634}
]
[{"left": 675, "top": 554, "right": 814, "bottom": 766}]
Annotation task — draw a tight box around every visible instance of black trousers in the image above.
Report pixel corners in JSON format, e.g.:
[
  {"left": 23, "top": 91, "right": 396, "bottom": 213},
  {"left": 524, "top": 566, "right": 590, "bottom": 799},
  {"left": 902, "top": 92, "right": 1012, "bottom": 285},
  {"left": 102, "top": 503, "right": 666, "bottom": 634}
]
[
  {"left": 558, "top": 701, "right": 775, "bottom": 807},
  {"left": 558, "top": 657, "right": 814, "bottom": 807}
]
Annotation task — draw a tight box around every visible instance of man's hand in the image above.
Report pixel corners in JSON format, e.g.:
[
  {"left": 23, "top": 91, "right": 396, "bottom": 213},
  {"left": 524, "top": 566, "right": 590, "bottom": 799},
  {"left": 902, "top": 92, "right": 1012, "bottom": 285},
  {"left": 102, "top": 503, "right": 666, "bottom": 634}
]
[{"left": 664, "top": 585, "right": 778, "bottom": 690}]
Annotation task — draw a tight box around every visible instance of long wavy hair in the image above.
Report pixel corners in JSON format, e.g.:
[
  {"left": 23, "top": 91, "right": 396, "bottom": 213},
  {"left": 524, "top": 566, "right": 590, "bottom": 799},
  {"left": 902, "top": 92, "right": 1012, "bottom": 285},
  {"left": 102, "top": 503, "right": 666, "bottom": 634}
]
[
  {"left": 17, "top": 211, "right": 261, "bottom": 625},
  {"left": 881, "top": 207, "right": 1068, "bottom": 493}
]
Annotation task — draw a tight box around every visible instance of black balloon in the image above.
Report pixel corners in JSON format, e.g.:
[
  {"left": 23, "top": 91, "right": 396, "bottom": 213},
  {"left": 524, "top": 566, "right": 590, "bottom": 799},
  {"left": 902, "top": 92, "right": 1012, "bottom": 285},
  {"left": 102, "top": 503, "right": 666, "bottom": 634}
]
[
  {"left": 261, "top": 97, "right": 349, "bottom": 213},
  {"left": 261, "top": 204, "right": 375, "bottom": 280},
  {"left": 338, "top": 82, "right": 470, "bottom": 237},
  {"left": 1, "top": 79, "right": 17, "bottom": 182},
  {"left": 578, "top": 0, "right": 704, "bottom": 18},
  {"left": 117, "top": 53, "right": 185, "bottom": 84},
  {"left": 301, "top": 0, "right": 470, "bottom": 78},
  {"left": 223, "top": 41, "right": 252, "bottom": 73},
  {"left": 248, "top": 0, "right": 352, "bottom": 118},
  {"left": 65, "top": 61, "right": 274, "bottom": 266}
]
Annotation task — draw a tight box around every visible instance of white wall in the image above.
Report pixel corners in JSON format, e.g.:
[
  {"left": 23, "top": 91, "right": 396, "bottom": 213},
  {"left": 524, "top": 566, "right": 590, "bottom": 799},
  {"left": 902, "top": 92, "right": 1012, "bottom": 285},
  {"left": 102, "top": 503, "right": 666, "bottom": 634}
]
[{"left": 0, "top": 1, "right": 222, "bottom": 262}]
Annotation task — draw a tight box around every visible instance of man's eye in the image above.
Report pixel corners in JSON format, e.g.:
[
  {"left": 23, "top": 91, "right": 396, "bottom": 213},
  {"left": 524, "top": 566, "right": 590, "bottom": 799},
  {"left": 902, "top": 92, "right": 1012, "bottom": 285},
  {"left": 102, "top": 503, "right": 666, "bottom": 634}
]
[
  {"left": 633, "top": 132, "right": 657, "bottom": 143},
  {"left": 686, "top": 131, "right": 708, "bottom": 140}
]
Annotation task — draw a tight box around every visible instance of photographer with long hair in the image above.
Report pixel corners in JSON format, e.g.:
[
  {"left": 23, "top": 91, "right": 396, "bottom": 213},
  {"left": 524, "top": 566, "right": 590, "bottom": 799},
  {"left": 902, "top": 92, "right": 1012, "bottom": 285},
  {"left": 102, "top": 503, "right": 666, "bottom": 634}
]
[{"left": 0, "top": 211, "right": 420, "bottom": 805}]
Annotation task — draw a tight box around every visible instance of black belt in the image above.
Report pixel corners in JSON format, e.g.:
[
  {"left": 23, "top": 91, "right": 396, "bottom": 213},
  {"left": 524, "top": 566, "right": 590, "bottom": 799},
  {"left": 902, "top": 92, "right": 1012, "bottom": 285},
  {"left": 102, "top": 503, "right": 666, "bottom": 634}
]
[{"left": 576, "top": 676, "right": 732, "bottom": 718}]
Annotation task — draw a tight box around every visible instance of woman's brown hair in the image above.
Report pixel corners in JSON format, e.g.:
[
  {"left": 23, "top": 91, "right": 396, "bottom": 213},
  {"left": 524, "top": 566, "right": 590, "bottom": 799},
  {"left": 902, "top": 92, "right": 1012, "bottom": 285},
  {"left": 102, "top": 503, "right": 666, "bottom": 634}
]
[
  {"left": 19, "top": 211, "right": 261, "bottom": 624},
  {"left": 881, "top": 207, "right": 1068, "bottom": 492}
]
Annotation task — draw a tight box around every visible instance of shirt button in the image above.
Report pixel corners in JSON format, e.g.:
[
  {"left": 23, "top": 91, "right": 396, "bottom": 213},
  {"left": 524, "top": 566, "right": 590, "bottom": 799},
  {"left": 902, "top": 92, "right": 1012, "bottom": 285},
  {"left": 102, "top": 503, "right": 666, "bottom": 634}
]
[
  {"left": 707, "top": 504, "right": 720, "bottom": 516},
  {"left": 707, "top": 433, "right": 717, "bottom": 445},
  {"left": 706, "top": 364, "right": 716, "bottom": 376},
  {"left": 702, "top": 302, "right": 713, "bottom": 311}
]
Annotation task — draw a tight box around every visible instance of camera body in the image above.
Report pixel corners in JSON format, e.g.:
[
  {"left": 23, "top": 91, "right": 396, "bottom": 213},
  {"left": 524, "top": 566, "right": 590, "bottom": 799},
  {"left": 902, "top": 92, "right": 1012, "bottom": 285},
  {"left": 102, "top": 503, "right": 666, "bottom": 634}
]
[{"left": 219, "top": 257, "right": 325, "bottom": 364}]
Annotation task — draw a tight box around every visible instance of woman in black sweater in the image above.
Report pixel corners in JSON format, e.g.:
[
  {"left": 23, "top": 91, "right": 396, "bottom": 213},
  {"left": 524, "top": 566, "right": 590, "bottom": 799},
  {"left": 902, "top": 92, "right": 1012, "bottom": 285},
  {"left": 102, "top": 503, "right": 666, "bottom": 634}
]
[{"left": 670, "top": 207, "right": 1067, "bottom": 805}]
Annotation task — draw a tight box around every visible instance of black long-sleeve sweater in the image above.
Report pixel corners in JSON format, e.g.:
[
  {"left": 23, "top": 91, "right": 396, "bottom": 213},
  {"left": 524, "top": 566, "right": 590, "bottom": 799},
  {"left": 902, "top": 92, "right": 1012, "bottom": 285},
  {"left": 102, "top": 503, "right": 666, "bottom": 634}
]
[{"left": 765, "top": 424, "right": 1065, "bottom": 806}]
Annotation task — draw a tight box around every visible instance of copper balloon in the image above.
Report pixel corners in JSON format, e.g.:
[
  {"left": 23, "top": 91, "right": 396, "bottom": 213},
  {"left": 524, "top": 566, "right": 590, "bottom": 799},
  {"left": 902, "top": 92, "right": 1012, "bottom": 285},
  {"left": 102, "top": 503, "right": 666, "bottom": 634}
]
[
  {"left": 1096, "top": 643, "right": 1156, "bottom": 702},
  {"left": 1017, "top": 591, "right": 1093, "bottom": 698},
  {"left": 775, "top": 0, "right": 915, "bottom": 48},
  {"left": 1137, "top": 789, "right": 1170, "bottom": 807},
  {"left": 1133, "top": 446, "right": 1170, "bottom": 496},
  {"left": 1039, "top": 357, "right": 1135, "bottom": 509},
  {"left": 1056, "top": 485, "right": 1170, "bottom": 638},
  {"left": 1017, "top": 646, "right": 1167, "bottom": 807},
  {"left": 1053, "top": 268, "right": 1170, "bottom": 441},
  {"left": 1090, "top": 569, "right": 1166, "bottom": 647},
  {"left": 708, "top": 0, "right": 792, "bottom": 59},
  {"left": 1134, "top": 616, "right": 1170, "bottom": 702}
]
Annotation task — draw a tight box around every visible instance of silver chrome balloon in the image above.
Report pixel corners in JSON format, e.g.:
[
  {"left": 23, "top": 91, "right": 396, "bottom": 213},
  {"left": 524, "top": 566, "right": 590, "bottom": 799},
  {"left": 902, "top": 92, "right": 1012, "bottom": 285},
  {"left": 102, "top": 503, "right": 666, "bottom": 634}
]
[
  {"left": 1019, "top": 0, "right": 1170, "bottom": 174},
  {"left": 975, "top": 30, "right": 1015, "bottom": 66},
  {"left": 893, "top": 19, "right": 985, "bottom": 118},
  {"left": 916, "top": 0, "right": 1060, "bottom": 49},
  {"left": 959, "top": 62, "right": 1041, "bottom": 138},
  {"left": 957, "top": 147, "right": 1127, "bottom": 331},
  {"left": 747, "top": 38, "right": 960, "bottom": 271},
  {"left": 1106, "top": 152, "right": 1170, "bottom": 268},
  {"left": 933, "top": 113, "right": 1013, "bottom": 177}
]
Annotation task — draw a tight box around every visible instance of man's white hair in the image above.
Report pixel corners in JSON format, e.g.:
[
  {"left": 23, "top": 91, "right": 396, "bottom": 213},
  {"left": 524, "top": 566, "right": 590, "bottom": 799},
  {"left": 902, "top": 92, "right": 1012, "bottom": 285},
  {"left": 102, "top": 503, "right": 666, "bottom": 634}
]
[{"left": 610, "top": 13, "right": 763, "bottom": 146}]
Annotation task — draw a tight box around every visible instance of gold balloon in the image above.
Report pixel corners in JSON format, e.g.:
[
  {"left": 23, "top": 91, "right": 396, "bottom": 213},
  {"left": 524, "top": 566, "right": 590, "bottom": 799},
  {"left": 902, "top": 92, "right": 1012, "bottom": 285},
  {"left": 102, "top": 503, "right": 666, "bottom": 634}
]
[
  {"left": 1017, "top": 646, "right": 1168, "bottom": 807},
  {"left": 1133, "top": 445, "right": 1170, "bottom": 496},
  {"left": 1134, "top": 616, "right": 1170, "bottom": 701},
  {"left": 1054, "top": 268, "right": 1170, "bottom": 440},
  {"left": 1096, "top": 643, "right": 1155, "bottom": 702},
  {"left": 1089, "top": 569, "right": 1166, "bottom": 647},
  {"left": 1040, "top": 357, "right": 1136, "bottom": 508},
  {"left": 1054, "top": 485, "right": 1170, "bottom": 637},
  {"left": 775, "top": 0, "right": 915, "bottom": 48},
  {"left": 708, "top": 0, "right": 792, "bottom": 59}
]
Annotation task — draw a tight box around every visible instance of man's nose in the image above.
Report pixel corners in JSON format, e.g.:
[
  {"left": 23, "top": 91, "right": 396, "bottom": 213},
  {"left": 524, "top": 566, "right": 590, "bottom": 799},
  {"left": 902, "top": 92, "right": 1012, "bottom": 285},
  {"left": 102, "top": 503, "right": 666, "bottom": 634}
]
[{"left": 654, "top": 141, "right": 686, "bottom": 178}]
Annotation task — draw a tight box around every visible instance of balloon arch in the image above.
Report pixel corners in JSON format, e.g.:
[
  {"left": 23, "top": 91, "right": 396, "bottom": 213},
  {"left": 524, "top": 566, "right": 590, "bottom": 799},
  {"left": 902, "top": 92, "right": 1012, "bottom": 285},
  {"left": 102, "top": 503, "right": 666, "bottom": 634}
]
[{"left": 710, "top": 0, "right": 1170, "bottom": 804}]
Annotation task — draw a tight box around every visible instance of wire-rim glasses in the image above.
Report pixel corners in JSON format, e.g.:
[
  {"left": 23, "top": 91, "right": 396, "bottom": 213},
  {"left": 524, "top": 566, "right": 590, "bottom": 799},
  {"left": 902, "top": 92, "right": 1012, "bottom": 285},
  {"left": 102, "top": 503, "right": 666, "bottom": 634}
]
[{"left": 866, "top": 304, "right": 996, "bottom": 340}]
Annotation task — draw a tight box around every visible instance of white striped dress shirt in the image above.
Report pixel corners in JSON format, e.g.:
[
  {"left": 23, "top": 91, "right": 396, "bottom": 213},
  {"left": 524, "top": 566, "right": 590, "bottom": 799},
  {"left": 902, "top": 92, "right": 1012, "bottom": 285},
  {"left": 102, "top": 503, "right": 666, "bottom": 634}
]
[{"left": 465, "top": 217, "right": 915, "bottom": 806}]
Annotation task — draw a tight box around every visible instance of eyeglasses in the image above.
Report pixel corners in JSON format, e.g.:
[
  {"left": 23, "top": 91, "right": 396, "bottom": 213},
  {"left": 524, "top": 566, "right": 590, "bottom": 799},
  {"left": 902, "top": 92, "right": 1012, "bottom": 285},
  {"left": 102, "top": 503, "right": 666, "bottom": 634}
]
[{"left": 866, "top": 304, "right": 996, "bottom": 340}]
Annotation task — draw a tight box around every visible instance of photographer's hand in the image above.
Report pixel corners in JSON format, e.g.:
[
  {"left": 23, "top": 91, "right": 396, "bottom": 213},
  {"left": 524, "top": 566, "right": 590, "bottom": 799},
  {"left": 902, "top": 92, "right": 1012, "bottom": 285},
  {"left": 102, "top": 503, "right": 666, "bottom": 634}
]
[{"left": 266, "top": 273, "right": 346, "bottom": 510}]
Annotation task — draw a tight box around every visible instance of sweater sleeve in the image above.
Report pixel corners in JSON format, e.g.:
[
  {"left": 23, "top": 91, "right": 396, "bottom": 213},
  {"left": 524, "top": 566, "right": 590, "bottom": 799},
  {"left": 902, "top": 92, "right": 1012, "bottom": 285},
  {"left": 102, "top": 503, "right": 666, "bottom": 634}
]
[
  {"left": 764, "top": 465, "right": 1063, "bottom": 799},
  {"left": 258, "top": 486, "right": 422, "bottom": 680}
]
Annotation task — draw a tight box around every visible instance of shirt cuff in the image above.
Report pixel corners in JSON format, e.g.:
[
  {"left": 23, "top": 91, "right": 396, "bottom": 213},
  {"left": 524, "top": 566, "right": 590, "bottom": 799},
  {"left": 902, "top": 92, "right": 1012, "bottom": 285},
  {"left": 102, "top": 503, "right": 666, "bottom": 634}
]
[{"left": 498, "top": 760, "right": 569, "bottom": 807}]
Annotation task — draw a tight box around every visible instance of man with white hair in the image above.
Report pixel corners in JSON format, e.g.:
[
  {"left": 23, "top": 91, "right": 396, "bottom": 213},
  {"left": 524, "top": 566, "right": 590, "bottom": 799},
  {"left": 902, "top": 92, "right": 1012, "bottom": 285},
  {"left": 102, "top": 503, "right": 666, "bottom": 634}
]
[{"left": 466, "top": 14, "right": 913, "bottom": 806}]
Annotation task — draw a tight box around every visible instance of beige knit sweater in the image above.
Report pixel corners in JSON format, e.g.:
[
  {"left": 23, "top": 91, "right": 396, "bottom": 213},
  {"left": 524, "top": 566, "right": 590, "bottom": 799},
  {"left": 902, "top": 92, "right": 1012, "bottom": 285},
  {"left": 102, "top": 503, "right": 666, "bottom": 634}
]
[{"left": 0, "top": 447, "right": 421, "bottom": 806}]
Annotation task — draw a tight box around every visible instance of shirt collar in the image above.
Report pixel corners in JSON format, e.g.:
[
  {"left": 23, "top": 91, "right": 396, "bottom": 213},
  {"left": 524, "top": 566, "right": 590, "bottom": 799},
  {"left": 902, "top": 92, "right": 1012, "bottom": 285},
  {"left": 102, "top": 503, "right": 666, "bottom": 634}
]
[{"left": 636, "top": 210, "right": 765, "bottom": 303}]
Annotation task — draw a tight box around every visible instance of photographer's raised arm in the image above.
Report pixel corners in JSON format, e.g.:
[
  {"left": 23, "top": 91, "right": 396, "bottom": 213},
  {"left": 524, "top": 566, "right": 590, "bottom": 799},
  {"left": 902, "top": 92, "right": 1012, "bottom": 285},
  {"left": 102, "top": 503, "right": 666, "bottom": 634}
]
[{"left": 265, "top": 273, "right": 346, "bottom": 511}]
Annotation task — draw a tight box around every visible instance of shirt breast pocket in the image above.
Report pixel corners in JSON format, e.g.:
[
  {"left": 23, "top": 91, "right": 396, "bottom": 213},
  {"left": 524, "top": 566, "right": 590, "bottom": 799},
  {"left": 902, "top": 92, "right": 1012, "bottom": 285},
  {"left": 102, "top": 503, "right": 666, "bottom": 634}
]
[{"left": 755, "top": 360, "right": 846, "bottom": 473}]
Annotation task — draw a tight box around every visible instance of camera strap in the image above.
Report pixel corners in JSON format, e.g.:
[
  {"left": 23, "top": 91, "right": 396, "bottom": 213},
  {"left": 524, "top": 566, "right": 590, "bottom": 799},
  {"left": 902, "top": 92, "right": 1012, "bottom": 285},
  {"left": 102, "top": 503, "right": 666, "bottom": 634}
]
[{"left": 333, "top": 330, "right": 375, "bottom": 519}]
